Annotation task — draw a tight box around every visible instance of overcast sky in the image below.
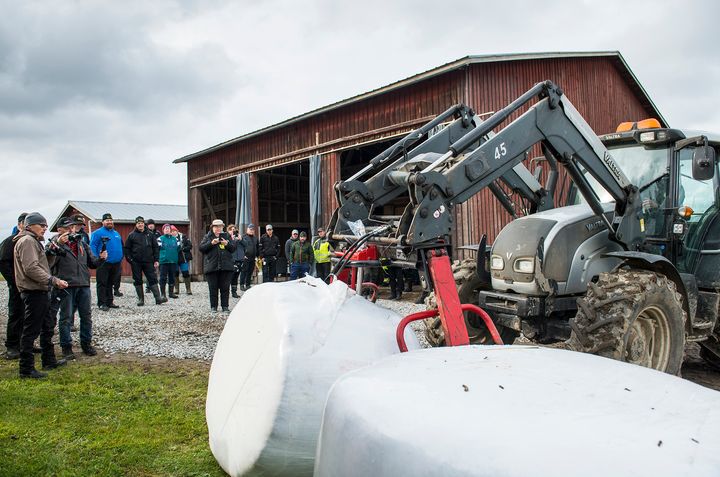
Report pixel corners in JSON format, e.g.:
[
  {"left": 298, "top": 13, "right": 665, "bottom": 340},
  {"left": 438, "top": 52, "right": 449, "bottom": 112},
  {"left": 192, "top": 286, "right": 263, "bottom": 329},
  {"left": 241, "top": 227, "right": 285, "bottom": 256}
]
[{"left": 1, "top": 0, "right": 718, "bottom": 234}]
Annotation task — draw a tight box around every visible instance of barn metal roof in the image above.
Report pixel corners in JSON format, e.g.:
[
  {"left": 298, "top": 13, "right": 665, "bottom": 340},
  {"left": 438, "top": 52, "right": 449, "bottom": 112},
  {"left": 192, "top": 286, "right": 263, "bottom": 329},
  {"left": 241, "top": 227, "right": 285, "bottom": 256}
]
[
  {"left": 51, "top": 200, "right": 189, "bottom": 230},
  {"left": 174, "top": 51, "right": 665, "bottom": 164}
]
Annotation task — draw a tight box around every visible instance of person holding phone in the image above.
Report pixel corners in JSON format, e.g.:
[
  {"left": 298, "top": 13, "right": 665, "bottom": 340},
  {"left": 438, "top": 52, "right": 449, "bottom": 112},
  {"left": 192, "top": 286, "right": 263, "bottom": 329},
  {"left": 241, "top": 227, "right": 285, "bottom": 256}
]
[{"left": 199, "top": 219, "right": 236, "bottom": 312}]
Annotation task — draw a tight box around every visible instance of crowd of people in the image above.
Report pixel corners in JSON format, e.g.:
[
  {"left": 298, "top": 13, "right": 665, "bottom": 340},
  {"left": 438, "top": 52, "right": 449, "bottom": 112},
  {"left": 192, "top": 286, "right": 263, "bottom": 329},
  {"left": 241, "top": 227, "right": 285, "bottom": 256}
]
[{"left": 0, "top": 209, "right": 410, "bottom": 379}]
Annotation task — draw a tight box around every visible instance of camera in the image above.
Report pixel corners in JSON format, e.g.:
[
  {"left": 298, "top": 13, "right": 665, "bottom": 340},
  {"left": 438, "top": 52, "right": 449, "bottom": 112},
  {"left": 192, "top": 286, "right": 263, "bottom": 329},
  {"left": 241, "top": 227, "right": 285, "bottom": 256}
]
[
  {"left": 100, "top": 236, "right": 110, "bottom": 252},
  {"left": 68, "top": 233, "right": 83, "bottom": 243}
]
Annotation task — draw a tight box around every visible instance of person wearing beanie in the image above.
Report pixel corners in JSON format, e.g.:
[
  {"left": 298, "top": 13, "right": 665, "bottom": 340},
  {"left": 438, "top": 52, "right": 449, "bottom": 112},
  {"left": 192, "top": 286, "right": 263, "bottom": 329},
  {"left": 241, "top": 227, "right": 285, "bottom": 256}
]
[
  {"left": 124, "top": 216, "right": 163, "bottom": 306},
  {"left": 199, "top": 219, "right": 236, "bottom": 312},
  {"left": 144, "top": 219, "right": 161, "bottom": 293},
  {"left": 171, "top": 225, "right": 193, "bottom": 296},
  {"left": 90, "top": 213, "right": 124, "bottom": 311},
  {"left": 259, "top": 224, "right": 280, "bottom": 282},
  {"left": 0, "top": 212, "right": 28, "bottom": 359},
  {"left": 157, "top": 224, "right": 180, "bottom": 300},
  {"left": 13, "top": 212, "right": 69, "bottom": 378},
  {"left": 289, "top": 231, "right": 314, "bottom": 280}
]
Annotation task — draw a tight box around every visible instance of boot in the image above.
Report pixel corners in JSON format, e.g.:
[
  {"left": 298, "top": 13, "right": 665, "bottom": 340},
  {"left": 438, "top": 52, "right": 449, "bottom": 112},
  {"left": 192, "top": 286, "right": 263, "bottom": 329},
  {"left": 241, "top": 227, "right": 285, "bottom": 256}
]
[
  {"left": 62, "top": 345, "right": 76, "bottom": 360},
  {"left": 231, "top": 286, "right": 239, "bottom": 298},
  {"left": 135, "top": 285, "right": 145, "bottom": 306},
  {"left": 151, "top": 284, "right": 165, "bottom": 304},
  {"left": 81, "top": 342, "right": 97, "bottom": 356},
  {"left": 404, "top": 281, "right": 413, "bottom": 293},
  {"left": 20, "top": 369, "right": 47, "bottom": 379},
  {"left": 184, "top": 276, "right": 192, "bottom": 295},
  {"left": 173, "top": 280, "right": 180, "bottom": 296},
  {"left": 168, "top": 284, "right": 179, "bottom": 299},
  {"left": 42, "top": 358, "right": 68, "bottom": 370},
  {"left": 4, "top": 348, "right": 20, "bottom": 360},
  {"left": 160, "top": 284, "right": 168, "bottom": 302}
]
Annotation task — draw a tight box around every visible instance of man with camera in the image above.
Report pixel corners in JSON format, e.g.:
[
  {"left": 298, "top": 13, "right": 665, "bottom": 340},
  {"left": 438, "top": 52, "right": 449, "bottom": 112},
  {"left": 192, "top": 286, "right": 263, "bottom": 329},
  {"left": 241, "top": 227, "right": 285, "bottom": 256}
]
[
  {"left": 13, "top": 212, "right": 69, "bottom": 378},
  {"left": 124, "top": 216, "right": 163, "bottom": 306},
  {"left": 228, "top": 224, "right": 243, "bottom": 298},
  {"left": 47, "top": 216, "right": 107, "bottom": 359},
  {"left": 90, "top": 213, "right": 124, "bottom": 311}
]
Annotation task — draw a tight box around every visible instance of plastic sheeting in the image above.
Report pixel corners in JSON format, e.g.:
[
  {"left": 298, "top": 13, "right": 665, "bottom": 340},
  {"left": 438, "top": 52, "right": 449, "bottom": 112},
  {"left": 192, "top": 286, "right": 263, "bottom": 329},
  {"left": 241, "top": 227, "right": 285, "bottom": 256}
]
[
  {"left": 206, "top": 276, "right": 420, "bottom": 476},
  {"left": 316, "top": 346, "right": 720, "bottom": 477}
]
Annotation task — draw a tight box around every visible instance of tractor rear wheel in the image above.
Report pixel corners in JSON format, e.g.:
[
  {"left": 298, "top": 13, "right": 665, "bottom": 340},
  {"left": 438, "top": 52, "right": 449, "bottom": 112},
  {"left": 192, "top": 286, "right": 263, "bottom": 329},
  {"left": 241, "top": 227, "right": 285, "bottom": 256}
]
[
  {"left": 567, "top": 269, "right": 686, "bottom": 375},
  {"left": 424, "top": 258, "right": 519, "bottom": 347}
]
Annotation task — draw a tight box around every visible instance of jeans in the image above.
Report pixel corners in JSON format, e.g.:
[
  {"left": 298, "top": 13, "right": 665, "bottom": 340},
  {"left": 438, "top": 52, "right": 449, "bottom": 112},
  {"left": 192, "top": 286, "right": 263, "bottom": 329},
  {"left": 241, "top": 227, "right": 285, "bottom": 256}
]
[
  {"left": 131, "top": 261, "right": 157, "bottom": 287},
  {"left": 159, "top": 263, "right": 178, "bottom": 288},
  {"left": 96, "top": 262, "right": 121, "bottom": 307},
  {"left": 206, "top": 271, "right": 232, "bottom": 308},
  {"left": 4, "top": 280, "right": 24, "bottom": 350},
  {"left": 290, "top": 262, "right": 311, "bottom": 280},
  {"left": 58, "top": 287, "right": 92, "bottom": 347}
]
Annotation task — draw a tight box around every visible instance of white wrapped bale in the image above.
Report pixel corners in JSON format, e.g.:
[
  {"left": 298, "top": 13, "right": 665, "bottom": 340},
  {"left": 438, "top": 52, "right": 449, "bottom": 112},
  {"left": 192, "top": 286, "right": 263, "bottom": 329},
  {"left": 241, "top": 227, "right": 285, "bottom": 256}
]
[
  {"left": 206, "top": 276, "right": 420, "bottom": 476},
  {"left": 316, "top": 346, "right": 720, "bottom": 477}
]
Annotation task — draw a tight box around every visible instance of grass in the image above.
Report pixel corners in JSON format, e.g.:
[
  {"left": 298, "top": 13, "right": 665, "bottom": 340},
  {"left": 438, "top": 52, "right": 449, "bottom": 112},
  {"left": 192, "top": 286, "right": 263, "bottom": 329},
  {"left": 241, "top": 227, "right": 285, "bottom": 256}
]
[{"left": 0, "top": 357, "right": 224, "bottom": 477}]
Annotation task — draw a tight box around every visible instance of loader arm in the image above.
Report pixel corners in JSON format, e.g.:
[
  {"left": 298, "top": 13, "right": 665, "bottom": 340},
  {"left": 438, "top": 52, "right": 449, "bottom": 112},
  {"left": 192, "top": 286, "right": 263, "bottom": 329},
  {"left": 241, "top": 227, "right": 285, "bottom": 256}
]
[{"left": 400, "top": 81, "right": 642, "bottom": 251}]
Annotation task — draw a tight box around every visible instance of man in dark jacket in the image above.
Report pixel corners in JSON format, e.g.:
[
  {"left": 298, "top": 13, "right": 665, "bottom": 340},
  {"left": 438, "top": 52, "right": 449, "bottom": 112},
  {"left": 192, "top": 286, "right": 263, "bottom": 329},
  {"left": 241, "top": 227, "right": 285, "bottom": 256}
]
[
  {"left": 289, "top": 231, "right": 314, "bottom": 280},
  {"left": 124, "top": 216, "right": 162, "bottom": 306},
  {"left": 239, "top": 224, "right": 259, "bottom": 291},
  {"left": 144, "top": 219, "right": 161, "bottom": 293},
  {"left": 0, "top": 212, "right": 27, "bottom": 359},
  {"left": 259, "top": 224, "right": 280, "bottom": 283},
  {"left": 47, "top": 217, "right": 107, "bottom": 359},
  {"left": 174, "top": 227, "right": 193, "bottom": 296},
  {"left": 199, "top": 219, "right": 236, "bottom": 312},
  {"left": 284, "top": 229, "right": 299, "bottom": 268},
  {"left": 228, "top": 224, "right": 244, "bottom": 298},
  {"left": 14, "top": 212, "right": 69, "bottom": 378}
]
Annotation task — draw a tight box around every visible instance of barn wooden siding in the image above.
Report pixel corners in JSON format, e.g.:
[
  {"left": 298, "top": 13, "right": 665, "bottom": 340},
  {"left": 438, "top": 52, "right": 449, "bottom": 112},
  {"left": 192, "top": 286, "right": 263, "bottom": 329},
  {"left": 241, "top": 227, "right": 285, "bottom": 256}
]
[{"left": 184, "top": 55, "right": 660, "bottom": 262}]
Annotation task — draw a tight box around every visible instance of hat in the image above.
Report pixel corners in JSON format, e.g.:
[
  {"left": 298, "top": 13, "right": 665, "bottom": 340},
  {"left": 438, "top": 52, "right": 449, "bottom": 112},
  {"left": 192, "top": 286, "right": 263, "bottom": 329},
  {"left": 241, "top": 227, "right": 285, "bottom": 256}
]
[
  {"left": 162, "top": 223, "right": 172, "bottom": 231},
  {"left": 72, "top": 214, "right": 86, "bottom": 225},
  {"left": 102, "top": 213, "right": 113, "bottom": 221},
  {"left": 247, "top": 223, "right": 255, "bottom": 229},
  {"left": 317, "top": 227, "right": 325, "bottom": 232},
  {"left": 17, "top": 212, "right": 28, "bottom": 224},
  {"left": 146, "top": 219, "right": 155, "bottom": 225},
  {"left": 211, "top": 219, "right": 224, "bottom": 227},
  {"left": 24, "top": 212, "right": 47, "bottom": 227},
  {"left": 57, "top": 217, "right": 74, "bottom": 229},
  {"left": 135, "top": 216, "right": 145, "bottom": 224},
  {"left": 299, "top": 231, "right": 307, "bottom": 238},
  {"left": 292, "top": 229, "right": 299, "bottom": 235},
  {"left": 266, "top": 224, "right": 273, "bottom": 230},
  {"left": 170, "top": 225, "right": 178, "bottom": 231}
]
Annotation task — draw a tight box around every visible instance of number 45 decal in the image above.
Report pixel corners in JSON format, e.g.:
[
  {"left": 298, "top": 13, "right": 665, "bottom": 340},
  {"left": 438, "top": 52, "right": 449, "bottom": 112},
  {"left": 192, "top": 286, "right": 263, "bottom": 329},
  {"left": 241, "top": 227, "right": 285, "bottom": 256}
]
[{"left": 494, "top": 142, "right": 507, "bottom": 160}]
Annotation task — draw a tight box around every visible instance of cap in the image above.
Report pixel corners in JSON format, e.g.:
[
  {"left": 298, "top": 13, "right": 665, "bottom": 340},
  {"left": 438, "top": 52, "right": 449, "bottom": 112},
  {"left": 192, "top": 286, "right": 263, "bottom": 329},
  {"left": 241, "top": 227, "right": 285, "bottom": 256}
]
[
  {"left": 102, "top": 213, "right": 113, "bottom": 221},
  {"left": 317, "top": 227, "right": 325, "bottom": 232},
  {"left": 146, "top": 219, "right": 155, "bottom": 225},
  {"left": 162, "top": 223, "right": 172, "bottom": 231},
  {"left": 211, "top": 219, "right": 224, "bottom": 227},
  {"left": 292, "top": 229, "right": 299, "bottom": 235},
  {"left": 299, "top": 231, "right": 307, "bottom": 238},
  {"left": 247, "top": 223, "right": 255, "bottom": 229},
  {"left": 17, "top": 212, "right": 28, "bottom": 224},
  {"left": 73, "top": 214, "right": 86, "bottom": 225},
  {"left": 57, "top": 217, "right": 74, "bottom": 228},
  {"left": 135, "top": 216, "right": 145, "bottom": 224},
  {"left": 266, "top": 224, "right": 273, "bottom": 230},
  {"left": 24, "top": 212, "right": 47, "bottom": 227}
]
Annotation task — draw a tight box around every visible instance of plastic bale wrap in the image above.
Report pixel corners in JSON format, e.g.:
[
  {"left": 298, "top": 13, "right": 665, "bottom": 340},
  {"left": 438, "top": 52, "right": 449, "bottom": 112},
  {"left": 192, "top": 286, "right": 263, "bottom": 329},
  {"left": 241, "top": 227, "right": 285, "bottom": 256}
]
[
  {"left": 315, "top": 346, "right": 720, "bottom": 477},
  {"left": 206, "top": 276, "right": 420, "bottom": 476}
]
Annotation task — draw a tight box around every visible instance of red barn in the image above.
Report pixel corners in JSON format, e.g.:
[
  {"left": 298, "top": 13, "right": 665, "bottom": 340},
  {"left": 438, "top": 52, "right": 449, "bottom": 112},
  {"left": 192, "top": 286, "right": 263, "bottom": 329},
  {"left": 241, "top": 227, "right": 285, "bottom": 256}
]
[
  {"left": 51, "top": 201, "right": 190, "bottom": 277},
  {"left": 174, "top": 52, "right": 666, "bottom": 276}
]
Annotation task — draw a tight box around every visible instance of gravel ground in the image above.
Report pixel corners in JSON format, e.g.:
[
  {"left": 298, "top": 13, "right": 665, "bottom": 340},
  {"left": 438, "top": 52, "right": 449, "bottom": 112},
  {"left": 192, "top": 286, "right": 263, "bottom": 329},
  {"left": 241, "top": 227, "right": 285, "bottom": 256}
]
[
  {"left": 1, "top": 281, "right": 719, "bottom": 391},
  {"left": 0, "top": 281, "right": 427, "bottom": 362}
]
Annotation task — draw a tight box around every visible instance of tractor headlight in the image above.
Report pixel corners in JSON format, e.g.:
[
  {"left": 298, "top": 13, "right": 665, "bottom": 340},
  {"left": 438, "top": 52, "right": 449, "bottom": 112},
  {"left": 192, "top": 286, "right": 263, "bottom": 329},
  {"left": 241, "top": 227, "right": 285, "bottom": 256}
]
[
  {"left": 513, "top": 258, "right": 535, "bottom": 274},
  {"left": 490, "top": 255, "right": 504, "bottom": 270}
]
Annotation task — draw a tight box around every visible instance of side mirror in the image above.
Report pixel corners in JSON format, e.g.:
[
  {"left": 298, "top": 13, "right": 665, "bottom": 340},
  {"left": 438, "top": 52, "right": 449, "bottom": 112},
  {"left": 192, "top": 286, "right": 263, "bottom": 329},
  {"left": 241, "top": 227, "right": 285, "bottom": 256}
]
[{"left": 692, "top": 145, "right": 716, "bottom": 181}]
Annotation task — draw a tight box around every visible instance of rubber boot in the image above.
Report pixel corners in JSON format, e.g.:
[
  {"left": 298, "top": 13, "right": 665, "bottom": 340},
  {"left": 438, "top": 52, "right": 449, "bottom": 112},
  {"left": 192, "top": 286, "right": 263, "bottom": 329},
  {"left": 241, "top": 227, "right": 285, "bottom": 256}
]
[
  {"left": 169, "top": 283, "right": 179, "bottom": 299},
  {"left": 151, "top": 284, "right": 165, "bottom": 304},
  {"left": 135, "top": 285, "right": 145, "bottom": 306},
  {"left": 231, "top": 286, "right": 239, "bottom": 298},
  {"left": 160, "top": 284, "right": 168, "bottom": 302},
  {"left": 173, "top": 280, "right": 180, "bottom": 296},
  {"left": 184, "top": 276, "right": 192, "bottom": 295}
]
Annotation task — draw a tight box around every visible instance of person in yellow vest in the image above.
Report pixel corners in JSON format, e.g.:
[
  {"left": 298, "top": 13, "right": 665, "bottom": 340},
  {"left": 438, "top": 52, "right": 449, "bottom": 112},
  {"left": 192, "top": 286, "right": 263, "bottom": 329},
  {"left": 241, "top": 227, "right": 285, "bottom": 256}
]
[{"left": 312, "top": 227, "right": 334, "bottom": 280}]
